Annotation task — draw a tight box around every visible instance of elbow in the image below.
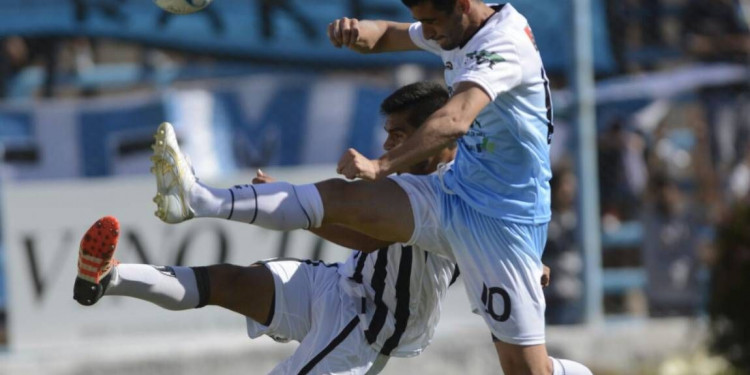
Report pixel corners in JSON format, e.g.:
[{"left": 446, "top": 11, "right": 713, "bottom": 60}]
[
  {"left": 445, "top": 117, "right": 470, "bottom": 141},
  {"left": 432, "top": 108, "right": 471, "bottom": 141}
]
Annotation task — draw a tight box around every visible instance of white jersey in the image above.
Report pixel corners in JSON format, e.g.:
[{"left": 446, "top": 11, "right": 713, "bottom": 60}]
[
  {"left": 338, "top": 244, "right": 458, "bottom": 357},
  {"left": 408, "top": 3, "right": 553, "bottom": 224}
]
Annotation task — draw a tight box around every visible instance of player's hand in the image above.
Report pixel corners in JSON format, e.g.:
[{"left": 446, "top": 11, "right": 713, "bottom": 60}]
[
  {"left": 541, "top": 265, "right": 551, "bottom": 287},
  {"left": 252, "top": 169, "right": 276, "bottom": 184},
  {"left": 328, "top": 17, "right": 362, "bottom": 49},
  {"left": 337, "top": 148, "right": 384, "bottom": 181}
]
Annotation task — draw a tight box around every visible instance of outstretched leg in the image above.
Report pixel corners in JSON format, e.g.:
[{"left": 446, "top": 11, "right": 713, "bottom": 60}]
[
  {"left": 74, "top": 216, "right": 275, "bottom": 325},
  {"left": 150, "top": 122, "right": 414, "bottom": 243}
]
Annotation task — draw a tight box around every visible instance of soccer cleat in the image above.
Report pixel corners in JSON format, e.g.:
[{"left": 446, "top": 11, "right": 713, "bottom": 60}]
[
  {"left": 74, "top": 216, "right": 120, "bottom": 306},
  {"left": 150, "top": 122, "right": 196, "bottom": 223}
]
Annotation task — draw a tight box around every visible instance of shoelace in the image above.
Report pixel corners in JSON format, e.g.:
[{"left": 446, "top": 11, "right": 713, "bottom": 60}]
[{"left": 151, "top": 156, "right": 182, "bottom": 190}]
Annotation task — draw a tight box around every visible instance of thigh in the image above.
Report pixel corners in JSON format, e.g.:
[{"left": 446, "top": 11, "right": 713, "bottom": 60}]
[
  {"left": 208, "top": 263, "right": 274, "bottom": 324},
  {"left": 447, "top": 208, "right": 548, "bottom": 345},
  {"left": 245, "top": 259, "right": 340, "bottom": 343},
  {"left": 387, "top": 174, "right": 455, "bottom": 260},
  {"left": 315, "top": 178, "right": 414, "bottom": 244}
]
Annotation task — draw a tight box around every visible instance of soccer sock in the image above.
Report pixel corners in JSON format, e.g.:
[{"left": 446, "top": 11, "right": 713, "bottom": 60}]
[
  {"left": 190, "top": 181, "right": 324, "bottom": 230},
  {"left": 550, "top": 357, "right": 593, "bottom": 375},
  {"left": 189, "top": 182, "right": 233, "bottom": 219},
  {"left": 105, "top": 264, "right": 210, "bottom": 310}
]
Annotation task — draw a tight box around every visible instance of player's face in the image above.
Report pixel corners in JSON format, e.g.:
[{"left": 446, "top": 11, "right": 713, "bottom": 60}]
[
  {"left": 384, "top": 110, "right": 446, "bottom": 175},
  {"left": 410, "top": 1, "right": 466, "bottom": 50},
  {"left": 383, "top": 111, "right": 415, "bottom": 154},
  {"left": 383, "top": 111, "right": 424, "bottom": 174}
]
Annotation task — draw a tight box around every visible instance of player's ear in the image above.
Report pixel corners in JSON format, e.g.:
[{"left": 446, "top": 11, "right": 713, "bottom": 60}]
[{"left": 456, "top": 0, "right": 471, "bottom": 14}]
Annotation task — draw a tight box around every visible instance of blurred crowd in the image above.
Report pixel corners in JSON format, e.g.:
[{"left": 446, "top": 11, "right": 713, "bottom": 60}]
[
  {"left": 3, "top": 0, "right": 750, "bottom": 325},
  {"left": 542, "top": 0, "right": 750, "bottom": 323}
]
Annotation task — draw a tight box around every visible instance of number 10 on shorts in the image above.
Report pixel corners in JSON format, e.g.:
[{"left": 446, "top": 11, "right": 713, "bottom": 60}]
[{"left": 481, "top": 283, "right": 511, "bottom": 322}]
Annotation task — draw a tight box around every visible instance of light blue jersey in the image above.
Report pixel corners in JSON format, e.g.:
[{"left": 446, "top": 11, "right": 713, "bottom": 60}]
[{"left": 409, "top": 4, "right": 553, "bottom": 224}]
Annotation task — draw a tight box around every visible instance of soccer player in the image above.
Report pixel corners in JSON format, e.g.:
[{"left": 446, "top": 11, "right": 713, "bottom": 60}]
[
  {"left": 76, "top": 82, "right": 460, "bottom": 374},
  {"left": 147, "top": 1, "right": 592, "bottom": 374}
]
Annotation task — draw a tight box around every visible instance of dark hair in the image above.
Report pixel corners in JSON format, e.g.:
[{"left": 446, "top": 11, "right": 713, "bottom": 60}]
[
  {"left": 400, "top": 0, "right": 457, "bottom": 14},
  {"left": 380, "top": 81, "right": 449, "bottom": 128}
]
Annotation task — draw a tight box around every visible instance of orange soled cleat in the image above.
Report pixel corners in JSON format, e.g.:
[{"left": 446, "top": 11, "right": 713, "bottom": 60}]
[{"left": 73, "top": 216, "right": 121, "bottom": 306}]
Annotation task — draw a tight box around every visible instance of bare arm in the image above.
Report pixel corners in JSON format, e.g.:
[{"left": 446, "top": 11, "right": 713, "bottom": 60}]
[
  {"left": 337, "top": 82, "right": 491, "bottom": 180},
  {"left": 328, "top": 18, "right": 418, "bottom": 53}
]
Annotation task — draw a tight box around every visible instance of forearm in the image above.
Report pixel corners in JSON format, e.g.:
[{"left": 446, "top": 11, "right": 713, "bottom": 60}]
[
  {"left": 336, "top": 19, "right": 415, "bottom": 54},
  {"left": 310, "top": 224, "right": 392, "bottom": 253},
  {"left": 349, "top": 20, "right": 389, "bottom": 53}
]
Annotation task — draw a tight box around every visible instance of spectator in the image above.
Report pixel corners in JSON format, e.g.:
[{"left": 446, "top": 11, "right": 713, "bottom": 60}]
[
  {"left": 683, "top": 0, "right": 750, "bottom": 64},
  {"left": 0, "top": 37, "right": 29, "bottom": 98},
  {"left": 727, "top": 144, "right": 750, "bottom": 203},
  {"left": 641, "top": 170, "right": 712, "bottom": 317},
  {"left": 598, "top": 117, "right": 645, "bottom": 225},
  {"left": 682, "top": 0, "right": 750, "bottom": 177},
  {"left": 543, "top": 161, "right": 585, "bottom": 324}
]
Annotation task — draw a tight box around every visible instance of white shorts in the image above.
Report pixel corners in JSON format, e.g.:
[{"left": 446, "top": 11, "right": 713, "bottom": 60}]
[
  {"left": 246, "top": 259, "right": 389, "bottom": 375},
  {"left": 390, "top": 174, "right": 548, "bottom": 345}
]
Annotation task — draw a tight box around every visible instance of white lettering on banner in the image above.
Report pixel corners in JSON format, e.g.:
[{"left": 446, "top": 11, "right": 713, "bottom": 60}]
[{"left": 2, "top": 166, "right": 347, "bottom": 351}]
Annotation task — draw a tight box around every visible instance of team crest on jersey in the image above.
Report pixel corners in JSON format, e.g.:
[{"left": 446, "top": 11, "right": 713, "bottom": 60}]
[
  {"left": 465, "top": 50, "right": 505, "bottom": 69},
  {"left": 445, "top": 61, "right": 454, "bottom": 70}
]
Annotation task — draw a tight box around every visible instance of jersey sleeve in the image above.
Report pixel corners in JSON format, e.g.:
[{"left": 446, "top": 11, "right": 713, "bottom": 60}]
[
  {"left": 454, "top": 31, "right": 523, "bottom": 100},
  {"left": 408, "top": 22, "right": 443, "bottom": 55}
]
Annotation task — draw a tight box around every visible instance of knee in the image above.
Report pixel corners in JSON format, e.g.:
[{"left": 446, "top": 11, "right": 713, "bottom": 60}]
[{"left": 207, "top": 264, "right": 247, "bottom": 302}]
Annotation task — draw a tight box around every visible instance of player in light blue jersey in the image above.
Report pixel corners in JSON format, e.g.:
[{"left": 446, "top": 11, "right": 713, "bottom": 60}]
[{"left": 147, "top": 1, "right": 592, "bottom": 374}]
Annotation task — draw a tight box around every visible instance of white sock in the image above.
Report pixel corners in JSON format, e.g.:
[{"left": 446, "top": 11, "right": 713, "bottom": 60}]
[
  {"left": 190, "top": 181, "right": 324, "bottom": 230},
  {"left": 106, "top": 264, "right": 203, "bottom": 310},
  {"left": 189, "top": 182, "right": 233, "bottom": 219},
  {"left": 550, "top": 357, "right": 593, "bottom": 375}
]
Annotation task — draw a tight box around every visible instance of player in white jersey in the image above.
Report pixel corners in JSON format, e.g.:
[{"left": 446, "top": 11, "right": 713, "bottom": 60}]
[
  {"left": 75, "top": 82, "right": 465, "bottom": 374},
  {"left": 145, "top": 2, "right": 591, "bottom": 374}
]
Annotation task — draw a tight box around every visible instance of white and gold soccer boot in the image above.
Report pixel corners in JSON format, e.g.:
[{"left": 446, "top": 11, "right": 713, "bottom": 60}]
[{"left": 151, "top": 122, "right": 196, "bottom": 224}]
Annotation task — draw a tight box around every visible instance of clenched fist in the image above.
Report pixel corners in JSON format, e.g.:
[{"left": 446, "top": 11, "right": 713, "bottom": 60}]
[
  {"left": 337, "top": 148, "right": 384, "bottom": 181},
  {"left": 328, "top": 17, "right": 362, "bottom": 48}
]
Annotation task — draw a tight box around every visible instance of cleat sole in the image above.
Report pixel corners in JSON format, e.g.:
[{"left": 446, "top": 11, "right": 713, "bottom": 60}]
[{"left": 74, "top": 216, "right": 120, "bottom": 306}]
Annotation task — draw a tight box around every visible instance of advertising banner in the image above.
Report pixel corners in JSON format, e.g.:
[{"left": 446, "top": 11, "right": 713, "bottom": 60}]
[{"left": 2, "top": 166, "right": 350, "bottom": 351}]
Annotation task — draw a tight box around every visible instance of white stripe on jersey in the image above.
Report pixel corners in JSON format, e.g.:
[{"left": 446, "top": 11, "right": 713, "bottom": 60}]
[{"left": 338, "top": 244, "right": 457, "bottom": 357}]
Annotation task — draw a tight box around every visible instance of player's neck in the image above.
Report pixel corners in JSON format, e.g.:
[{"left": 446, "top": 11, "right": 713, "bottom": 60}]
[
  {"left": 462, "top": 3, "right": 496, "bottom": 45},
  {"left": 468, "top": 2, "right": 496, "bottom": 25}
]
